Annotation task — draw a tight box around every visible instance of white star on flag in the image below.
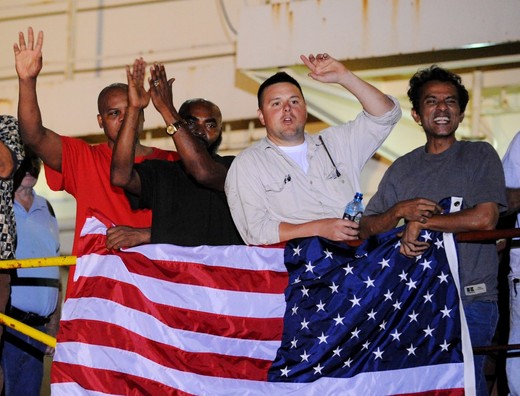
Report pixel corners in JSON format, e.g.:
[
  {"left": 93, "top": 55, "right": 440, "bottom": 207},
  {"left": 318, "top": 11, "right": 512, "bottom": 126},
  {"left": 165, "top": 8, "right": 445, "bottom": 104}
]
[
  {"left": 324, "top": 249, "right": 333, "bottom": 259},
  {"left": 363, "top": 277, "right": 375, "bottom": 288},
  {"left": 350, "top": 295, "right": 361, "bottom": 307},
  {"left": 423, "top": 291, "right": 434, "bottom": 303},
  {"left": 440, "top": 340, "right": 450, "bottom": 351},
  {"left": 379, "top": 258, "right": 390, "bottom": 269},
  {"left": 420, "top": 259, "right": 432, "bottom": 271},
  {"left": 305, "top": 261, "right": 315, "bottom": 273},
  {"left": 423, "top": 326, "right": 435, "bottom": 337},
  {"left": 434, "top": 238, "right": 444, "bottom": 249},
  {"left": 317, "top": 332, "right": 329, "bottom": 344},
  {"left": 373, "top": 348, "right": 384, "bottom": 360},
  {"left": 329, "top": 282, "right": 339, "bottom": 293},
  {"left": 333, "top": 313, "right": 345, "bottom": 326},
  {"left": 300, "top": 350, "right": 310, "bottom": 362},
  {"left": 441, "top": 306, "right": 452, "bottom": 318},
  {"left": 438, "top": 272, "right": 449, "bottom": 283}
]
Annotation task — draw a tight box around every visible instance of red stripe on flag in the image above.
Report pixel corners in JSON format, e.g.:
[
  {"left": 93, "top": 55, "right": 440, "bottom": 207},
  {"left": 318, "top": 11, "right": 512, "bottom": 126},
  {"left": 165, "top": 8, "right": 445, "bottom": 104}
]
[
  {"left": 113, "top": 250, "right": 288, "bottom": 294},
  {"left": 66, "top": 276, "right": 284, "bottom": 340},
  {"left": 52, "top": 362, "right": 194, "bottom": 396},
  {"left": 391, "top": 390, "right": 465, "bottom": 396},
  {"left": 57, "top": 320, "right": 273, "bottom": 380}
]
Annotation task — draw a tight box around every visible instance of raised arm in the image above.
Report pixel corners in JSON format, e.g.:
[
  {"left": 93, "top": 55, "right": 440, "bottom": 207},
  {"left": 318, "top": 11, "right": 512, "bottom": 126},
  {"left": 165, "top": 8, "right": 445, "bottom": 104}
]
[
  {"left": 300, "top": 53, "right": 394, "bottom": 117},
  {"left": 110, "top": 58, "right": 148, "bottom": 196},
  {"left": 149, "top": 64, "right": 228, "bottom": 191},
  {"left": 14, "top": 27, "right": 62, "bottom": 171}
]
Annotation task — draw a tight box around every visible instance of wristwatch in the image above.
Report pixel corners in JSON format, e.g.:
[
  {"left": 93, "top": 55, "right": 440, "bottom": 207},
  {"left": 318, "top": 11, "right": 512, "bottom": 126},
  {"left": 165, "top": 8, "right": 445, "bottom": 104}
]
[{"left": 166, "top": 120, "right": 187, "bottom": 136}]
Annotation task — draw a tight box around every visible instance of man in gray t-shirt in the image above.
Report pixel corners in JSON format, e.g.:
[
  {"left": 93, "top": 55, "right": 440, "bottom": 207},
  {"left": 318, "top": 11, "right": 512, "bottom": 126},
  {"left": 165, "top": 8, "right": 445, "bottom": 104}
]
[{"left": 360, "top": 66, "right": 506, "bottom": 396}]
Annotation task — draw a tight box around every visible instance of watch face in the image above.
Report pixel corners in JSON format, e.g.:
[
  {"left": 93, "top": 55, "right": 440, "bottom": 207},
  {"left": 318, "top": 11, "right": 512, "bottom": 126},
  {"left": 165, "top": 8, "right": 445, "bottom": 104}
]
[{"left": 166, "top": 124, "right": 175, "bottom": 135}]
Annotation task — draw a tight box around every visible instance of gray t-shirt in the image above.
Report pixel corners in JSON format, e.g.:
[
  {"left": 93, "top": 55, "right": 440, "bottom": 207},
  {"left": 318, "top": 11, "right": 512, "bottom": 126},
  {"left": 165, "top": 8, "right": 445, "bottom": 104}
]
[{"left": 365, "top": 140, "right": 507, "bottom": 303}]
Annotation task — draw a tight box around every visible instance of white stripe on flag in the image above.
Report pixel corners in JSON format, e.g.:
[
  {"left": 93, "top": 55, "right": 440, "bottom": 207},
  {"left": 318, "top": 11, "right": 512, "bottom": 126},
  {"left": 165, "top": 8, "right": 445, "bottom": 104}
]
[
  {"left": 74, "top": 254, "right": 286, "bottom": 318},
  {"left": 62, "top": 297, "right": 281, "bottom": 360},
  {"left": 53, "top": 342, "right": 465, "bottom": 396}
]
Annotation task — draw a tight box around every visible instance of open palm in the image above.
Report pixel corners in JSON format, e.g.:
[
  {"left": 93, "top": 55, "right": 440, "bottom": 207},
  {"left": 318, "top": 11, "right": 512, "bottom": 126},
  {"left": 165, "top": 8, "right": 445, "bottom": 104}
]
[{"left": 14, "top": 27, "right": 44, "bottom": 80}]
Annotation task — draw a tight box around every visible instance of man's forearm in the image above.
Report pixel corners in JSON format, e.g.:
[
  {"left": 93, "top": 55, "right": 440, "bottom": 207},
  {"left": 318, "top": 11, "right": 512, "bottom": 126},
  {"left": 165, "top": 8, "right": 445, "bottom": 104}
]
[
  {"left": 507, "top": 187, "right": 520, "bottom": 213},
  {"left": 337, "top": 70, "right": 395, "bottom": 117},
  {"left": 359, "top": 209, "right": 401, "bottom": 240},
  {"left": 18, "top": 78, "right": 43, "bottom": 145},
  {"left": 111, "top": 106, "right": 140, "bottom": 187},
  {"left": 421, "top": 203, "right": 498, "bottom": 234}
]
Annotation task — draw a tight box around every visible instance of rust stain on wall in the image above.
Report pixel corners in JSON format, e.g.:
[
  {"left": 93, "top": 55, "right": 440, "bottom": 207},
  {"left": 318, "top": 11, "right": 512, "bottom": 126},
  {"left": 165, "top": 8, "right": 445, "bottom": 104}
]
[
  {"left": 270, "top": 2, "right": 281, "bottom": 25},
  {"left": 362, "top": 0, "right": 370, "bottom": 53}
]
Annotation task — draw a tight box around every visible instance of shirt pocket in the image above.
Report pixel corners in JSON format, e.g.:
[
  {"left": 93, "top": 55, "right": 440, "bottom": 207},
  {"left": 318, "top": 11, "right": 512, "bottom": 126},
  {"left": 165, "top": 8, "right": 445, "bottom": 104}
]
[{"left": 264, "top": 178, "right": 300, "bottom": 218}]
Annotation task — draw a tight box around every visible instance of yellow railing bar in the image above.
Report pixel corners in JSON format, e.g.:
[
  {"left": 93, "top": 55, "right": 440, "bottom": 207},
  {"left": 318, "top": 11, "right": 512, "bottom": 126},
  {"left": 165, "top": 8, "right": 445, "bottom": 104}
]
[
  {"left": 0, "top": 313, "right": 56, "bottom": 348},
  {"left": 0, "top": 256, "right": 76, "bottom": 269}
]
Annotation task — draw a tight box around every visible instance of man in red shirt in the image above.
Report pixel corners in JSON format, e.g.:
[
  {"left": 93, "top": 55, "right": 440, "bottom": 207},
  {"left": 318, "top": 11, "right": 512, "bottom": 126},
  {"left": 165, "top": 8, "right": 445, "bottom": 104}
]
[{"left": 14, "top": 27, "right": 178, "bottom": 256}]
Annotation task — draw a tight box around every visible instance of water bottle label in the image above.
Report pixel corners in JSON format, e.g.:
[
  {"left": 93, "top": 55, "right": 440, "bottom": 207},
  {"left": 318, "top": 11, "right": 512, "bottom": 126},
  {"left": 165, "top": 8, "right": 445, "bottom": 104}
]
[{"left": 343, "top": 211, "right": 363, "bottom": 223}]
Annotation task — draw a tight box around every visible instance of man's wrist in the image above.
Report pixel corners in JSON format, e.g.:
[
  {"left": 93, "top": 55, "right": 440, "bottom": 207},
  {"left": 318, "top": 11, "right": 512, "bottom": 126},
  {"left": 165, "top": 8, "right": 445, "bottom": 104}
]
[{"left": 166, "top": 120, "right": 187, "bottom": 136}]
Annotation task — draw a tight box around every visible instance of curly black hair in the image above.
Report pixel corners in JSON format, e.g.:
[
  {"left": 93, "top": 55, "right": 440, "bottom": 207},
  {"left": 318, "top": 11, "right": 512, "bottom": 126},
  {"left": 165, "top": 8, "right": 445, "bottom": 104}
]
[{"left": 407, "top": 65, "right": 469, "bottom": 113}]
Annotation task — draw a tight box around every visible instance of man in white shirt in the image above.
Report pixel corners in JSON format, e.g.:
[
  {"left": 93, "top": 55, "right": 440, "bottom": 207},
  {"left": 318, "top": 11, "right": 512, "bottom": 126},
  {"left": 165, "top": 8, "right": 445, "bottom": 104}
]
[{"left": 225, "top": 53, "right": 401, "bottom": 245}]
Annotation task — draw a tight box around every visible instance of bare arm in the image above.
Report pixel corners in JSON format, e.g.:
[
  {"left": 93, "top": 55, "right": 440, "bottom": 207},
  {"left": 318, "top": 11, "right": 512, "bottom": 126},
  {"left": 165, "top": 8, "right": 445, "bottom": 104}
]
[
  {"left": 506, "top": 187, "right": 520, "bottom": 214},
  {"left": 279, "top": 218, "right": 360, "bottom": 243},
  {"left": 110, "top": 58, "right": 148, "bottom": 196},
  {"left": 14, "top": 27, "right": 62, "bottom": 171},
  {"left": 399, "top": 202, "right": 499, "bottom": 257},
  {"left": 149, "top": 64, "right": 228, "bottom": 191},
  {"left": 360, "top": 198, "right": 442, "bottom": 239},
  {"left": 300, "top": 53, "right": 394, "bottom": 116}
]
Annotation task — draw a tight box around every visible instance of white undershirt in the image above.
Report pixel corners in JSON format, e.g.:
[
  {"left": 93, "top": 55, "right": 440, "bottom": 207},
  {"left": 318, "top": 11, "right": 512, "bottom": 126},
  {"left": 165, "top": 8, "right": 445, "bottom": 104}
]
[{"left": 279, "top": 141, "right": 309, "bottom": 174}]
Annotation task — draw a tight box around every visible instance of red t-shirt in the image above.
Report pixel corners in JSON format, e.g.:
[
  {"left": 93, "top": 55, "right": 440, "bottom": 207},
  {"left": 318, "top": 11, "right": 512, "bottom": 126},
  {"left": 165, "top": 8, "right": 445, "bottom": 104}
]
[{"left": 45, "top": 136, "right": 179, "bottom": 255}]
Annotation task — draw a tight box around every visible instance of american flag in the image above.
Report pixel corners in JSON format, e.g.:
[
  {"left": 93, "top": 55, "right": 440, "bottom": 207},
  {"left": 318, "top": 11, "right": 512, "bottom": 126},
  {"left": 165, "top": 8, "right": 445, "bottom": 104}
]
[{"left": 51, "top": 202, "right": 473, "bottom": 395}]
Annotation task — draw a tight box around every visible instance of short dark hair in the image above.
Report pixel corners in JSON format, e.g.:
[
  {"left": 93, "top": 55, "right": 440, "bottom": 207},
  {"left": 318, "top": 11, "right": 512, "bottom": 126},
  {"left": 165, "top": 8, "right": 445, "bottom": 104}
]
[
  {"left": 407, "top": 65, "right": 469, "bottom": 113},
  {"left": 179, "top": 98, "right": 223, "bottom": 155},
  {"left": 257, "top": 71, "right": 304, "bottom": 108},
  {"left": 97, "top": 83, "right": 128, "bottom": 113},
  {"left": 178, "top": 98, "right": 222, "bottom": 121}
]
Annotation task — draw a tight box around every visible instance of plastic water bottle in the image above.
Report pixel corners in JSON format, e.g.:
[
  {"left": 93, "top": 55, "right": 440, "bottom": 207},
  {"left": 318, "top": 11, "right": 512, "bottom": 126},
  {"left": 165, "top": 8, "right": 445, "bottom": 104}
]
[{"left": 343, "top": 192, "right": 364, "bottom": 223}]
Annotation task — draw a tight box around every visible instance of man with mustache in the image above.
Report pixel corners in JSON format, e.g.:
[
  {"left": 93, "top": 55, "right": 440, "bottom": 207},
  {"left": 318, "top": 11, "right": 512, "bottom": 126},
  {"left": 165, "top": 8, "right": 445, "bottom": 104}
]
[
  {"left": 359, "top": 65, "right": 507, "bottom": 396},
  {"left": 111, "top": 59, "right": 242, "bottom": 246}
]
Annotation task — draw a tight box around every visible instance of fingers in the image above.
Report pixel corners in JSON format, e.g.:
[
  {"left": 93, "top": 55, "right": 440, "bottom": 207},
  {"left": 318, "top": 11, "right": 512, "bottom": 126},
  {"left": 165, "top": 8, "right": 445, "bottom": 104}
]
[
  {"left": 27, "top": 26, "right": 35, "bottom": 50},
  {"left": 150, "top": 64, "right": 166, "bottom": 88},
  {"left": 400, "top": 241, "right": 429, "bottom": 257},
  {"left": 35, "top": 30, "right": 44, "bottom": 51}
]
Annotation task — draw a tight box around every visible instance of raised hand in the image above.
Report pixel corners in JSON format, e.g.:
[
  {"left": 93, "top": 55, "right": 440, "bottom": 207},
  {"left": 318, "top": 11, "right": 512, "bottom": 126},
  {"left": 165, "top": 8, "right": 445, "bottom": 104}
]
[
  {"left": 300, "top": 53, "right": 346, "bottom": 84},
  {"left": 126, "top": 57, "right": 150, "bottom": 109},
  {"left": 149, "top": 63, "right": 178, "bottom": 119},
  {"left": 14, "top": 27, "right": 44, "bottom": 80}
]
